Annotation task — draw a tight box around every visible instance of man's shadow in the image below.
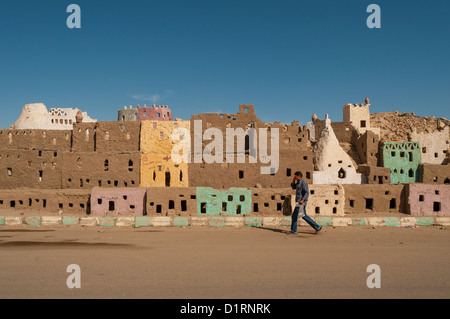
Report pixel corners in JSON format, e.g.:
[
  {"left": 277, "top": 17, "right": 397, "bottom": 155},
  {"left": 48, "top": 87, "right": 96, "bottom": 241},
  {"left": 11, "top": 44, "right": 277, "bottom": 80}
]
[{"left": 254, "top": 226, "right": 317, "bottom": 236}]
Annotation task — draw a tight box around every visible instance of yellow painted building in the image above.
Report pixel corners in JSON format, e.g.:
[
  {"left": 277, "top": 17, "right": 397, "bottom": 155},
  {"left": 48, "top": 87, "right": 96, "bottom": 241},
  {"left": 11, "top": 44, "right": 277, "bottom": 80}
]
[{"left": 140, "top": 120, "right": 190, "bottom": 187}]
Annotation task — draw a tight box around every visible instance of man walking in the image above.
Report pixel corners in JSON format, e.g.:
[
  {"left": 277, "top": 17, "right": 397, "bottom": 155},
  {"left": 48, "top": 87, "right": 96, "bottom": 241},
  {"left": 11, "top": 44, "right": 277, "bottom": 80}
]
[{"left": 290, "top": 171, "right": 322, "bottom": 234}]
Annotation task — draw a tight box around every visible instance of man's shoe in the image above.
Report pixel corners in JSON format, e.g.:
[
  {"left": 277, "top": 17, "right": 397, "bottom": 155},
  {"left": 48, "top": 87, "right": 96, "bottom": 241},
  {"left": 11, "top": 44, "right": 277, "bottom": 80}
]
[
  {"left": 290, "top": 231, "right": 298, "bottom": 235},
  {"left": 315, "top": 226, "right": 322, "bottom": 233}
]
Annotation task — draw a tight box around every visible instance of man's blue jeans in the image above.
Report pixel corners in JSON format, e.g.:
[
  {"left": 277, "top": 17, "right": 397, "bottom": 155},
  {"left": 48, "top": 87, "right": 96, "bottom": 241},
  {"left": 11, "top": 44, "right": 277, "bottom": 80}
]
[{"left": 291, "top": 204, "right": 321, "bottom": 233}]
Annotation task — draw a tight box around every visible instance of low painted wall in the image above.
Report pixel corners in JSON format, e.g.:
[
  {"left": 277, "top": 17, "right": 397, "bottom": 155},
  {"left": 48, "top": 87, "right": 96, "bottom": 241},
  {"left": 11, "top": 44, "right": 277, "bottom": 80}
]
[
  {"left": 408, "top": 184, "right": 450, "bottom": 216},
  {"left": 290, "top": 184, "right": 345, "bottom": 216},
  {"left": 196, "top": 187, "right": 251, "bottom": 216},
  {"left": 90, "top": 187, "right": 147, "bottom": 216}
]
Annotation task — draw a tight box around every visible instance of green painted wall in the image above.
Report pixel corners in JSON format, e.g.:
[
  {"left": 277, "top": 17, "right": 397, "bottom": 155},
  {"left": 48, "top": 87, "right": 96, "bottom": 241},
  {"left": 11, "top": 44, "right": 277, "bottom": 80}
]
[
  {"left": 382, "top": 142, "right": 421, "bottom": 183},
  {"left": 196, "top": 187, "right": 252, "bottom": 216}
]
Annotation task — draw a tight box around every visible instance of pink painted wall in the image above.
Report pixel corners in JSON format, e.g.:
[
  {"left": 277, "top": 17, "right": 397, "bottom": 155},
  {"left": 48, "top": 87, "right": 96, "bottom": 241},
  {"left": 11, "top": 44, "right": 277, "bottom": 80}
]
[
  {"left": 137, "top": 106, "right": 173, "bottom": 121},
  {"left": 408, "top": 184, "right": 450, "bottom": 216},
  {"left": 91, "top": 187, "right": 147, "bottom": 216}
]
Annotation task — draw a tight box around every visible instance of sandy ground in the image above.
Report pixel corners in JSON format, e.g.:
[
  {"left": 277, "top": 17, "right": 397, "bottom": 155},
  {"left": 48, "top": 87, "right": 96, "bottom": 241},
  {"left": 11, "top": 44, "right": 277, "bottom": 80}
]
[{"left": 0, "top": 225, "right": 449, "bottom": 299}]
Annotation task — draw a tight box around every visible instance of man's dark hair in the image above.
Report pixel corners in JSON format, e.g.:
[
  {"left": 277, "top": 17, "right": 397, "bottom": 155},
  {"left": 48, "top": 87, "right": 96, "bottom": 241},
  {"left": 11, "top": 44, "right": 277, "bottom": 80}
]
[{"left": 294, "top": 171, "right": 303, "bottom": 177}]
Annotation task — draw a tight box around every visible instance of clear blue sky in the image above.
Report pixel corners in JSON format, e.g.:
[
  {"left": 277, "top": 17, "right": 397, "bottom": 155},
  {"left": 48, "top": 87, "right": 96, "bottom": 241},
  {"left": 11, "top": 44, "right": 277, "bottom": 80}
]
[{"left": 0, "top": 0, "right": 449, "bottom": 129}]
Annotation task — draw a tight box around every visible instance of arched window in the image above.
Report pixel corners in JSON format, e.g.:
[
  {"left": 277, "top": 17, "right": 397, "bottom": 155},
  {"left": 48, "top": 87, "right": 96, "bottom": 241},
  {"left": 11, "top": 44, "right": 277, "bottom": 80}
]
[{"left": 338, "top": 168, "right": 346, "bottom": 179}]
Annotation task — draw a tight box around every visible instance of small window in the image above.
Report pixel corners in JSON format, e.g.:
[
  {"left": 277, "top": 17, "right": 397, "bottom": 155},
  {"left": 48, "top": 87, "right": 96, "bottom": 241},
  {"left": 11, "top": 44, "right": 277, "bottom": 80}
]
[
  {"left": 365, "top": 198, "right": 373, "bottom": 210},
  {"left": 169, "top": 200, "right": 175, "bottom": 209},
  {"left": 200, "top": 202, "right": 207, "bottom": 214},
  {"left": 389, "top": 198, "right": 396, "bottom": 209},
  {"left": 222, "top": 202, "right": 227, "bottom": 211},
  {"left": 286, "top": 168, "right": 291, "bottom": 177},
  {"left": 239, "top": 170, "right": 244, "bottom": 179},
  {"left": 240, "top": 195, "right": 245, "bottom": 202},
  {"left": 228, "top": 195, "right": 233, "bottom": 201},
  {"left": 253, "top": 203, "right": 259, "bottom": 212},
  {"left": 360, "top": 120, "right": 366, "bottom": 128},
  {"left": 433, "top": 202, "right": 441, "bottom": 212},
  {"left": 181, "top": 200, "right": 187, "bottom": 211},
  {"left": 108, "top": 201, "right": 115, "bottom": 211}
]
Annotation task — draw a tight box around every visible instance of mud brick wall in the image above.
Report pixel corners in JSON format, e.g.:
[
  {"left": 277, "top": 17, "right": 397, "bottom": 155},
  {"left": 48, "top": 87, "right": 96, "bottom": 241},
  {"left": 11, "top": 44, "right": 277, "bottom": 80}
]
[
  {"left": 61, "top": 151, "right": 141, "bottom": 189},
  {"left": 303, "top": 184, "right": 345, "bottom": 216},
  {"left": 314, "top": 121, "right": 357, "bottom": 145},
  {"left": 146, "top": 187, "right": 197, "bottom": 216},
  {"left": 0, "top": 189, "right": 90, "bottom": 214},
  {"left": 196, "top": 187, "right": 252, "bottom": 216},
  {"left": 91, "top": 187, "right": 147, "bottom": 216},
  {"left": 419, "top": 164, "right": 450, "bottom": 184},
  {"left": 188, "top": 105, "right": 314, "bottom": 188},
  {"left": 95, "top": 121, "right": 141, "bottom": 152},
  {"left": 71, "top": 122, "right": 97, "bottom": 152},
  {"left": 0, "top": 129, "right": 72, "bottom": 151},
  {"left": 382, "top": 142, "right": 422, "bottom": 183},
  {"left": 118, "top": 107, "right": 138, "bottom": 122},
  {"left": 137, "top": 105, "right": 173, "bottom": 121},
  {"left": 343, "top": 184, "right": 407, "bottom": 214},
  {"left": 357, "top": 165, "right": 390, "bottom": 185},
  {"left": 250, "top": 187, "right": 293, "bottom": 216},
  {"left": 140, "top": 120, "right": 189, "bottom": 187},
  {"left": 407, "top": 184, "right": 449, "bottom": 216},
  {"left": 353, "top": 130, "right": 380, "bottom": 166},
  {"left": 0, "top": 149, "right": 62, "bottom": 189}
]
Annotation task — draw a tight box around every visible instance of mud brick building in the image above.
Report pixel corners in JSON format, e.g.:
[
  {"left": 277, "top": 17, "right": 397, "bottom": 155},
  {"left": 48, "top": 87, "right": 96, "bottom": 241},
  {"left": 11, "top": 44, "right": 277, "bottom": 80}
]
[{"left": 0, "top": 100, "right": 449, "bottom": 217}]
